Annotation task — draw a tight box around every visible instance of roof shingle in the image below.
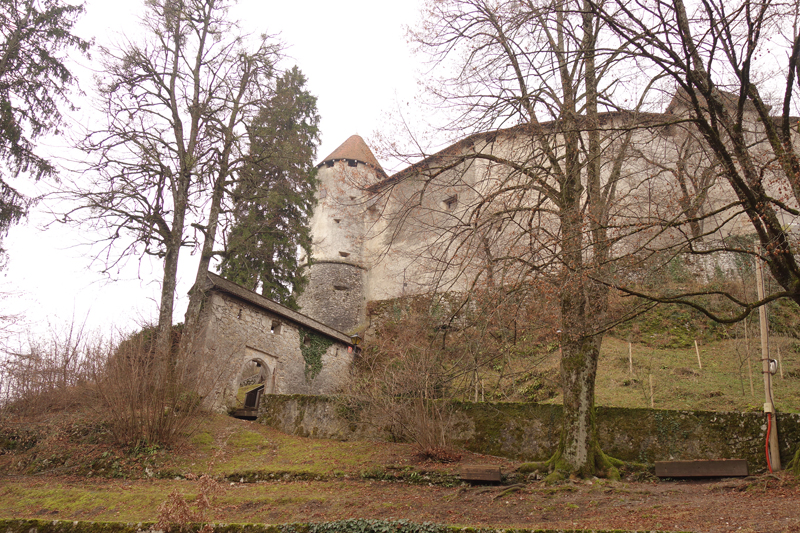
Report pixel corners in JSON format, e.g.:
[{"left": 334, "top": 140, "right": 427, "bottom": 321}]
[{"left": 318, "top": 135, "right": 386, "bottom": 179}]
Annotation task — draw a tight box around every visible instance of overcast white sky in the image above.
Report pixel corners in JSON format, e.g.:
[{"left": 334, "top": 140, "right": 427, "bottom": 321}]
[{"left": 1, "top": 0, "right": 425, "bottom": 341}]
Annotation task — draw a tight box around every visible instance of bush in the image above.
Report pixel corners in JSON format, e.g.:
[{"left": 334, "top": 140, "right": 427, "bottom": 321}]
[
  {"left": 93, "top": 324, "right": 210, "bottom": 447},
  {"left": 0, "top": 321, "right": 104, "bottom": 415},
  {"left": 1, "top": 321, "right": 212, "bottom": 448},
  {"left": 346, "top": 300, "right": 459, "bottom": 460},
  {"left": 349, "top": 287, "right": 561, "bottom": 460}
]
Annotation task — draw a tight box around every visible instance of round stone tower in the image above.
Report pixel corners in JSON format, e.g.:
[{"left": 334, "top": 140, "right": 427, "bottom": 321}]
[{"left": 297, "top": 135, "right": 387, "bottom": 333}]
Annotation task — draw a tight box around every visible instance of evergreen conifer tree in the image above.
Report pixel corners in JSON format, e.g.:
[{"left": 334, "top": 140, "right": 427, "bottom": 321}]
[
  {"left": 218, "top": 67, "right": 320, "bottom": 309},
  {"left": 0, "top": 0, "right": 90, "bottom": 262}
]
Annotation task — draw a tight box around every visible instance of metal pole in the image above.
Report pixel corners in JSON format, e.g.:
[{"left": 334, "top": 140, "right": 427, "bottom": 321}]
[{"left": 755, "top": 244, "right": 781, "bottom": 470}]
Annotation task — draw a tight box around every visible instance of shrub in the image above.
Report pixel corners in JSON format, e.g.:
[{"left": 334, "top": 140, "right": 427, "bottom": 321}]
[
  {"left": 348, "top": 287, "right": 560, "bottom": 460},
  {"left": 1, "top": 321, "right": 213, "bottom": 448},
  {"left": 0, "top": 321, "right": 105, "bottom": 415},
  {"left": 93, "top": 324, "right": 210, "bottom": 447},
  {"left": 156, "top": 473, "right": 224, "bottom": 533}
]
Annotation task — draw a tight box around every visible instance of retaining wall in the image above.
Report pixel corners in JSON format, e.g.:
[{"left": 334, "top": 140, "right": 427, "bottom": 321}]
[{"left": 258, "top": 395, "right": 800, "bottom": 470}]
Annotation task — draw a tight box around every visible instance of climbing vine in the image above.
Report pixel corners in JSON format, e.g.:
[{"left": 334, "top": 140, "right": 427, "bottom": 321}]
[{"left": 299, "top": 327, "right": 334, "bottom": 380}]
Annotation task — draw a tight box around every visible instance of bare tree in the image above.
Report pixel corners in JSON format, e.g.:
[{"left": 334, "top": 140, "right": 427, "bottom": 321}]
[
  {"left": 67, "top": 0, "right": 279, "bottom": 358},
  {"left": 590, "top": 0, "right": 800, "bottom": 316},
  {"left": 375, "top": 0, "right": 654, "bottom": 478}
]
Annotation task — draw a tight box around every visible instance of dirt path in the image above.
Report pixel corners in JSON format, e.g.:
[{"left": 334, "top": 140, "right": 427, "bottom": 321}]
[{"left": 1, "top": 474, "right": 799, "bottom": 532}]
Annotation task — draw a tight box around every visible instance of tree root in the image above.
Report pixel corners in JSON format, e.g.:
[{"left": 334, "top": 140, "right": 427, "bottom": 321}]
[
  {"left": 442, "top": 487, "right": 469, "bottom": 501},
  {"left": 492, "top": 483, "right": 526, "bottom": 500},
  {"left": 787, "top": 447, "right": 800, "bottom": 477},
  {"left": 596, "top": 450, "right": 622, "bottom": 481},
  {"left": 517, "top": 461, "right": 549, "bottom": 474},
  {"left": 518, "top": 447, "right": 624, "bottom": 483}
]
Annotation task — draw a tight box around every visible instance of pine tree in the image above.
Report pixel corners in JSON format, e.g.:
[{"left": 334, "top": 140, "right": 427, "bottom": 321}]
[
  {"left": 0, "top": 0, "right": 90, "bottom": 261},
  {"left": 218, "top": 67, "right": 320, "bottom": 309}
]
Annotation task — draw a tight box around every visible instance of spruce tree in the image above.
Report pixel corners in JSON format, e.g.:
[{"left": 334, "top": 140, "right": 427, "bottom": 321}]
[
  {"left": 0, "top": 0, "right": 90, "bottom": 262},
  {"left": 218, "top": 67, "right": 320, "bottom": 309}
]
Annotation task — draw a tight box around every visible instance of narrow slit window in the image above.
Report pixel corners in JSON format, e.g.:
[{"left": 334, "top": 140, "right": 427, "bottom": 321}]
[{"left": 270, "top": 320, "right": 282, "bottom": 334}]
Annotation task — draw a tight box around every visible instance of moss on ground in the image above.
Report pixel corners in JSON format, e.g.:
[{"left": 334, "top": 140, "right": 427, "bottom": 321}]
[{"left": 0, "top": 519, "right": 681, "bottom": 533}]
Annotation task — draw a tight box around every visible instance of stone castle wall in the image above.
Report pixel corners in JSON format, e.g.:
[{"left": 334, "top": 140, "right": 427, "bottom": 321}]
[
  {"left": 258, "top": 394, "right": 800, "bottom": 471},
  {"left": 301, "top": 158, "right": 376, "bottom": 332},
  {"left": 194, "top": 290, "right": 354, "bottom": 412},
  {"left": 296, "top": 261, "right": 366, "bottom": 333}
]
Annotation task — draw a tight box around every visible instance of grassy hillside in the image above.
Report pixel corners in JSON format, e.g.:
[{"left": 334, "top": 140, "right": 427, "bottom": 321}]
[
  {"left": 460, "top": 333, "right": 800, "bottom": 414},
  {"left": 595, "top": 336, "right": 799, "bottom": 412}
]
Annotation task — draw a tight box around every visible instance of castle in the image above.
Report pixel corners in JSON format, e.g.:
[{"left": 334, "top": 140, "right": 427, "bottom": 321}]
[
  {"left": 296, "top": 89, "right": 799, "bottom": 335},
  {"left": 195, "top": 89, "right": 799, "bottom": 412}
]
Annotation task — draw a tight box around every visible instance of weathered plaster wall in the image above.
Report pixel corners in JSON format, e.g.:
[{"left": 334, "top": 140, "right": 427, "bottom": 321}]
[
  {"left": 300, "top": 159, "right": 375, "bottom": 330},
  {"left": 195, "top": 292, "right": 354, "bottom": 412},
  {"left": 307, "top": 116, "right": 800, "bottom": 326},
  {"left": 259, "top": 395, "right": 800, "bottom": 471}
]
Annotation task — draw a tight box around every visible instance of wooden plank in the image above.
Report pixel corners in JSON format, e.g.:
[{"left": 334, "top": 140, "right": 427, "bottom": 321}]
[
  {"left": 460, "top": 465, "right": 501, "bottom": 482},
  {"left": 232, "top": 407, "right": 259, "bottom": 420},
  {"left": 655, "top": 459, "right": 748, "bottom": 478},
  {"left": 244, "top": 385, "right": 264, "bottom": 408}
]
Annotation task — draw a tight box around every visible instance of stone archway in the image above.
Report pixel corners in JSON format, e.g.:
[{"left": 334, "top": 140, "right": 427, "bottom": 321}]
[{"left": 229, "top": 348, "right": 278, "bottom": 418}]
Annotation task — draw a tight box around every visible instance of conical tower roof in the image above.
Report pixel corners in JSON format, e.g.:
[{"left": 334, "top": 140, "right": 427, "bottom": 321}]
[{"left": 318, "top": 135, "right": 386, "bottom": 179}]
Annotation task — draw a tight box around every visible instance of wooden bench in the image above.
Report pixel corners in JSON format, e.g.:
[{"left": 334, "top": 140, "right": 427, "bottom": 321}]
[
  {"left": 655, "top": 459, "right": 748, "bottom": 478},
  {"left": 460, "top": 465, "right": 502, "bottom": 483}
]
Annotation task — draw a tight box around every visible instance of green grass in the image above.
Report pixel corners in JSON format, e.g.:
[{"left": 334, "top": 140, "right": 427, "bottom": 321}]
[
  {"left": 164, "top": 415, "right": 409, "bottom": 478},
  {"left": 592, "top": 336, "right": 800, "bottom": 413},
  {"left": 0, "top": 480, "right": 170, "bottom": 521},
  {"left": 475, "top": 333, "right": 800, "bottom": 414}
]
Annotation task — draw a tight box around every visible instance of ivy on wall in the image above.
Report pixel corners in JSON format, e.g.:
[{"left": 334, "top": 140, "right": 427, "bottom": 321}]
[{"left": 299, "top": 327, "right": 334, "bottom": 380}]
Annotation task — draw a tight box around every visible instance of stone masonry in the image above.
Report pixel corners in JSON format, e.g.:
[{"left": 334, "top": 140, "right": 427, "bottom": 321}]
[{"left": 192, "top": 272, "right": 355, "bottom": 412}]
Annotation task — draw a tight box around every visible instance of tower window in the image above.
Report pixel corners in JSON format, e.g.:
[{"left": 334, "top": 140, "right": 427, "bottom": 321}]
[
  {"left": 270, "top": 320, "right": 282, "bottom": 334},
  {"left": 443, "top": 195, "right": 458, "bottom": 211}
]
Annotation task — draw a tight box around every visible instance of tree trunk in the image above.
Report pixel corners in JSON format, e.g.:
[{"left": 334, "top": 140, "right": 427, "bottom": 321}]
[
  {"left": 556, "top": 199, "right": 609, "bottom": 476},
  {"left": 183, "top": 177, "right": 225, "bottom": 345},
  {"left": 183, "top": 52, "right": 255, "bottom": 346},
  {"left": 155, "top": 179, "right": 189, "bottom": 367},
  {"left": 559, "top": 326, "right": 604, "bottom": 475}
]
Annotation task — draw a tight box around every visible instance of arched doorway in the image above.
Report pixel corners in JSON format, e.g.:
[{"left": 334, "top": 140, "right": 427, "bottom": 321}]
[{"left": 230, "top": 350, "right": 277, "bottom": 419}]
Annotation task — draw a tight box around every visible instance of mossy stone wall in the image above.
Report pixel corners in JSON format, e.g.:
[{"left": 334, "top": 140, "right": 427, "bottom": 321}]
[{"left": 259, "top": 395, "right": 800, "bottom": 470}]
